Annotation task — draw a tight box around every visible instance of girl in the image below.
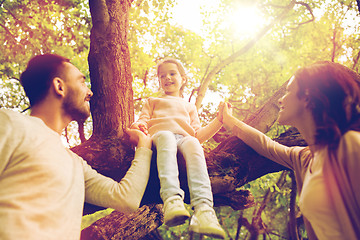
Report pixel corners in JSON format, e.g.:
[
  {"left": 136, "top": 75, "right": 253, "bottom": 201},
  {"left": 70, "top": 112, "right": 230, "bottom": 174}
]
[
  {"left": 131, "top": 58, "right": 226, "bottom": 239},
  {"left": 223, "top": 61, "right": 360, "bottom": 239}
]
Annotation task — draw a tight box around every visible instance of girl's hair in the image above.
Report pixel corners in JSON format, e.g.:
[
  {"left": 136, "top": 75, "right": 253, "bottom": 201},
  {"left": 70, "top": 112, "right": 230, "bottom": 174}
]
[
  {"left": 294, "top": 61, "right": 360, "bottom": 150},
  {"left": 156, "top": 57, "right": 188, "bottom": 96}
]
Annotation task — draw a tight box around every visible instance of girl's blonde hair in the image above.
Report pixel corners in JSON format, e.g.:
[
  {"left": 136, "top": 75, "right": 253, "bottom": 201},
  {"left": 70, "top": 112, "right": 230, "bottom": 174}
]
[{"left": 156, "top": 57, "right": 188, "bottom": 96}]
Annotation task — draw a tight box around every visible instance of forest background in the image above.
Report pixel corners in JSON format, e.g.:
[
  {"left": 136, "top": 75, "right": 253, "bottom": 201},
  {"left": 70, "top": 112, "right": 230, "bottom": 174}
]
[{"left": 1, "top": 0, "right": 360, "bottom": 239}]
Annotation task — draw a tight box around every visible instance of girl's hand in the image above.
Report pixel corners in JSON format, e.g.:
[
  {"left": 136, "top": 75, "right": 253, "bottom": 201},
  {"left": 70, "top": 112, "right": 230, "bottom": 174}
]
[
  {"left": 131, "top": 122, "right": 149, "bottom": 135},
  {"left": 217, "top": 102, "right": 225, "bottom": 123},
  {"left": 126, "top": 128, "right": 152, "bottom": 149},
  {"left": 223, "top": 102, "right": 233, "bottom": 125}
]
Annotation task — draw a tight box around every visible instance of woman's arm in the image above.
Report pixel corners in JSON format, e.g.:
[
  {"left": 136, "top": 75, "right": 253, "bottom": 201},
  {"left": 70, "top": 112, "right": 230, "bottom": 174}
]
[{"left": 223, "top": 103, "right": 301, "bottom": 170}]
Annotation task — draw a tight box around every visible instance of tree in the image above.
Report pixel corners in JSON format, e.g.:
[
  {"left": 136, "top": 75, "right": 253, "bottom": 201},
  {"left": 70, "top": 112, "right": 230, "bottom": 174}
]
[
  {"left": 1, "top": 0, "right": 359, "bottom": 239},
  {"left": 76, "top": 0, "right": 293, "bottom": 238},
  {"left": 78, "top": 0, "right": 360, "bottom": 239}
]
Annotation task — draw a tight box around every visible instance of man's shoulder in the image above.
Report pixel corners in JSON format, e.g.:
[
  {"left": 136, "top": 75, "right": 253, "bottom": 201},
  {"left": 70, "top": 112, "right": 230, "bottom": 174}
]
[
  {"left": 0, "top": 109, "right": 23, "bottom": 126},
  {"left": 0, "top": 108, "right": 28, "bottom": 121},
  {"left": 0, "top": 109, "right": 50, "bottom": 137}
]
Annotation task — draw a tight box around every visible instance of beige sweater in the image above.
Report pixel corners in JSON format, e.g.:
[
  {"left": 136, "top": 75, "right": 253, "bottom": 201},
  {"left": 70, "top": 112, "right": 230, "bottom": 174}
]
[
  {"left": 0, "top": 109, "right": 152, "bottom": 240},
  {"left": 233, "top": 123, "right": 360, "bottom": 240},
  {"left": 133, "top": 95, "right": 222, "bottom": 143}
]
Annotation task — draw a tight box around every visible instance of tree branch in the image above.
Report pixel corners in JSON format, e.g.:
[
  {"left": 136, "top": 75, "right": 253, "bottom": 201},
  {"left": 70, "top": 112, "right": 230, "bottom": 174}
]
[{"left": 195, "top": 0, "right": 296, "bottom": 109}]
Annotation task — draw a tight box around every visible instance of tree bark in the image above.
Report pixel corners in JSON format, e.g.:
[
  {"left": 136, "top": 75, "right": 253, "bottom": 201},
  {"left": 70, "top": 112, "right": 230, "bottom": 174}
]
[{"left": 88, "top": 0, "right": 134, "bottom": 137}]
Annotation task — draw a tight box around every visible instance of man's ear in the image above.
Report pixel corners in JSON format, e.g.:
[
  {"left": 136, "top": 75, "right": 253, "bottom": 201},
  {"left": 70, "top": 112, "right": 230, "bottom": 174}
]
[{"left": 52, "top": 77, "right": 65, "bottom": 97}]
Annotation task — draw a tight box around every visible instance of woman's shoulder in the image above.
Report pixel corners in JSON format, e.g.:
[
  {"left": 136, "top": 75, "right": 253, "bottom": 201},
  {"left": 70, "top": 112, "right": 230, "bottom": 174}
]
[
  {"left": 337, "top": 130, "right": 360, "bottom": 160},
  {"left": 341, "top": 130, "right": 360, "bottom": 144}
]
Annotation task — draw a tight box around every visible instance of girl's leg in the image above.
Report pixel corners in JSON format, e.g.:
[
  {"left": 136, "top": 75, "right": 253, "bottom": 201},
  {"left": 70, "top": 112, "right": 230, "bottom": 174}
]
[
  {"left": 177, "top": 136, "right": 213, "bottom": 208},
  {"left": 152, "top": 131, "right": 189, "bottom": 227},
  {"left": 178, "top": 136, "right": 225, "bottom": 239},
  {"left": 152, "top": 130, "right": 184, "bottom": 201}
]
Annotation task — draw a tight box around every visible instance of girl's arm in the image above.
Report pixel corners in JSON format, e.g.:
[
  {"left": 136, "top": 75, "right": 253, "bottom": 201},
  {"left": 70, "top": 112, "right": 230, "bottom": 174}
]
[
  {"left": 193, "top": 103, "right": 224, "bottom": 144},
  {"left": 130, "top": 98, "right": 152, "bottom": 135},
  {"left": 195, "top": 118, "right": 223, "bottom": 144}
]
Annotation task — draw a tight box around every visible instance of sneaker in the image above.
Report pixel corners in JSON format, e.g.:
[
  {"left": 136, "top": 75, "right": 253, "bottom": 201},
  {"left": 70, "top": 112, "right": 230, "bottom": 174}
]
[
  {"left": 189, "top": 205, "right": 226, "bottom": 239},
  {"left": 163, "top": 196, "right": 190, "bottom": 227}
]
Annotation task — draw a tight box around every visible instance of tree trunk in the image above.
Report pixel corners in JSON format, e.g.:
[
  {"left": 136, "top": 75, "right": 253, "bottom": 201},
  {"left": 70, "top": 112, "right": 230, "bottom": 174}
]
[{"left": 88, "top": 0, "right": 134, "bottom": 137}]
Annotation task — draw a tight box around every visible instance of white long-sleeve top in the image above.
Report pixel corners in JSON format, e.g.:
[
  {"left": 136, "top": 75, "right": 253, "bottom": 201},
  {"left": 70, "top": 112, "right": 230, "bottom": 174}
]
[
  {"left": 232, "top": 122, "right": 360, "bottom": 240},
  {"left": 0, "top": 109, "right": 152, "bottom": 240}
]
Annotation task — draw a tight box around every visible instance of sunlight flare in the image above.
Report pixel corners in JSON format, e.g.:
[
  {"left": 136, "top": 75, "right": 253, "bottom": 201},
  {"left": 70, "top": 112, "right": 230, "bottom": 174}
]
[{"left": 224, "top": 5, "right": 267, "bottom": 38}]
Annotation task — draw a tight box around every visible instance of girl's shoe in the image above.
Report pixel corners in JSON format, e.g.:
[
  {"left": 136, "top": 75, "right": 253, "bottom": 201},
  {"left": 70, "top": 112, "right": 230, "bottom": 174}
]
[
  {"left": 189, "top": 205, "right": 226, "bottom": 239},
  {"left": 163, "top": 195, "right": 190, "bottom": 227}
]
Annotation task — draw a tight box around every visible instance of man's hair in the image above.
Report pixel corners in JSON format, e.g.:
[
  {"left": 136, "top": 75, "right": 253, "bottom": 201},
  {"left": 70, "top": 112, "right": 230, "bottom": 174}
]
[
  {"left": 20, "top": 54, "right": 70, "bottom": 107},
  {"left": 294, "top": 61, "right": 360, "bottom": 149}
]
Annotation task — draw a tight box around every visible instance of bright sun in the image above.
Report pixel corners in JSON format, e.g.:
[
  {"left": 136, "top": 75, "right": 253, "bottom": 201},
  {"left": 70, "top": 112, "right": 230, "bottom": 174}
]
[
  {"left": 224, "top": 5, "right": 267, "bottom": 38},
  {"left": 173, "top": 1, "right": 266, "bottom": 38}
]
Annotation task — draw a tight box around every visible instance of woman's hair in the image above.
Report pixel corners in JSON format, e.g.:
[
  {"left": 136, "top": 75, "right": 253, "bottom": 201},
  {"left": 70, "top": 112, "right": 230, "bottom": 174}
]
[
  {"left": 294, "top": 61, "right": 360, "bottom": 149},
  {"left": 20, "top": 54, "right": 70, "bottom": 107},
  {"left": 156, "top": 57, "right": 188, "bottom": 96}
]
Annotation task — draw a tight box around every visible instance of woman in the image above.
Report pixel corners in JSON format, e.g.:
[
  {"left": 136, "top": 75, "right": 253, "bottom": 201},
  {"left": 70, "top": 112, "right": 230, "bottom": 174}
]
[{"left": 223, "top": 61, "right": 360, "bottom": 239}]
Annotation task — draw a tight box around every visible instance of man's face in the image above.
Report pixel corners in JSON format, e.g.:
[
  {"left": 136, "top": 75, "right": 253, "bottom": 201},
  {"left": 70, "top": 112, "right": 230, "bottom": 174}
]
[{"left": 61, "top": 62, "right": 93, "bottom": 122}]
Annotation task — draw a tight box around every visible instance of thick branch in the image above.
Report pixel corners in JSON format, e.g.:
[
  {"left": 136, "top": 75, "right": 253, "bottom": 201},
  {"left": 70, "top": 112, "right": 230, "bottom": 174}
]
[
  {"left": 89, "top": 0, "right": 110, "bottom": 31},
  {"left": 81, "top": 204, "right": 163, "bottom": 239},
  {"left": 88, "top": 0, "right": 134, "bottom": 137}
]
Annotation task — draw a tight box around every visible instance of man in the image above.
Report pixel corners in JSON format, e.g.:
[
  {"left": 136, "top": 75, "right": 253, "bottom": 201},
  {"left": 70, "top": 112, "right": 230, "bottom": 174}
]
[{"left": 0, "top": 54, "right": 152, "bottom": 239}]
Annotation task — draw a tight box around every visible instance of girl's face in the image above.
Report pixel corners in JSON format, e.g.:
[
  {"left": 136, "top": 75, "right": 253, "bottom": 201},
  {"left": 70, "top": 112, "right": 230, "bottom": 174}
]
[
  {"left": 277, "top": 76, "right": 308, "bottom": 126},
  {"left": 158, "top": 63, "right": 185, "bottom": 97}
]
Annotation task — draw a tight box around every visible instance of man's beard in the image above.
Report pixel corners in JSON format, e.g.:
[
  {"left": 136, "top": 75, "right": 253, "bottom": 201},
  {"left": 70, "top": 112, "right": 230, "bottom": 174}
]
[{"left": 62, "top": 90, "right": 90, "bottom": 123}]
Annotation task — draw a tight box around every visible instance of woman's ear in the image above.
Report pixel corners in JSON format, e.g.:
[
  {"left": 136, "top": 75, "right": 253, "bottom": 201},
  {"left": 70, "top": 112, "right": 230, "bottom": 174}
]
[
  {"left": 52, "top": 77, "right": 65, "bottom": 97},
  {"left": 303, "top": 89, "right": 311, "bottom": 108}
]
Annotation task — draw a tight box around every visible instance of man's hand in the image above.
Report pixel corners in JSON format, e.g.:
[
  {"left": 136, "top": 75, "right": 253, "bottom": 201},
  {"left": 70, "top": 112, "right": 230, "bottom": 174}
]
[{"left": 126, "top": 128, "right": 152, "bottom": 149}]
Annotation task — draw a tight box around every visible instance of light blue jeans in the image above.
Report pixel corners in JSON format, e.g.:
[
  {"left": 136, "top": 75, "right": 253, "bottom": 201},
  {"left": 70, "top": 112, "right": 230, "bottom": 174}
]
[{"left": 152, "top": 130, "right": 213, "bottom": 208}]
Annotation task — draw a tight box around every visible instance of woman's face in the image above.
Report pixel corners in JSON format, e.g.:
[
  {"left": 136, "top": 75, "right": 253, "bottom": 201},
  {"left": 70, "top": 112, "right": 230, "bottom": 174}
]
[{"left": 277, "top": 76, "right": 308, "bottom": 126}]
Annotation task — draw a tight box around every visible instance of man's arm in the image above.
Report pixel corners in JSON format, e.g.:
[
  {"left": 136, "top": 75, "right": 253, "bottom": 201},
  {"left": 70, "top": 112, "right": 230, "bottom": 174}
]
[{"left": 83, "top": 129, "right": 152, "bottom": 213}]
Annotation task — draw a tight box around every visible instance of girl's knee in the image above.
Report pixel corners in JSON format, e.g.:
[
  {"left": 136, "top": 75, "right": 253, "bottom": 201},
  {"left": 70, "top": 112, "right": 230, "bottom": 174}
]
[
  {"left": 179, "top": 136, "right": 203, "bottom": 153},
  {"left": 153, "top": 131, "right": 174, "bottom": 141},
  {"left": 181, "top": 136, "right": 201, "bottom": 146},
  {"left": 153, "top": 131, "right": 176, "bottom": 146}
]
